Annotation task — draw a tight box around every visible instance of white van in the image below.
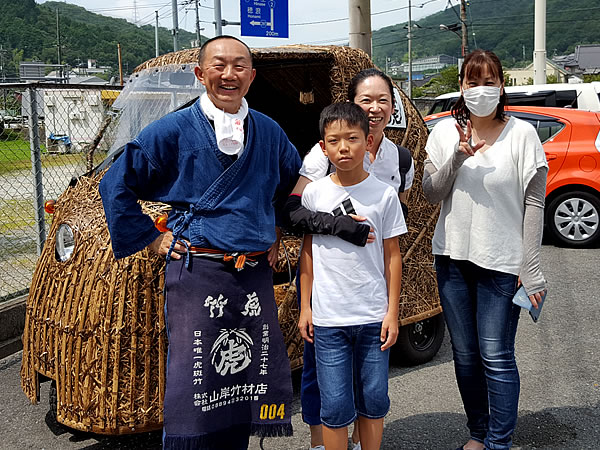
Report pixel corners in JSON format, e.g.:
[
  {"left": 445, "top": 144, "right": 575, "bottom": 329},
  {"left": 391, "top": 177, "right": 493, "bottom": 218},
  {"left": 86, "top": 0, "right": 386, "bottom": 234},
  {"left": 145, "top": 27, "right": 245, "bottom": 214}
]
[{"left": 427, "top": 82, "right": 600, "bottom": 115}]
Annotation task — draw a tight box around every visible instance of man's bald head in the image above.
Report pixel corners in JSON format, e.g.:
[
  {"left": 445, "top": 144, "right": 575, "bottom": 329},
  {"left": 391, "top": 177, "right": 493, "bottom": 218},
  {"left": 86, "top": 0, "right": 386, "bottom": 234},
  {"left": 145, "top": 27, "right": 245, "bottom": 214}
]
[{"left": 198, "top": 35, "right": 253, "bottom": 68}]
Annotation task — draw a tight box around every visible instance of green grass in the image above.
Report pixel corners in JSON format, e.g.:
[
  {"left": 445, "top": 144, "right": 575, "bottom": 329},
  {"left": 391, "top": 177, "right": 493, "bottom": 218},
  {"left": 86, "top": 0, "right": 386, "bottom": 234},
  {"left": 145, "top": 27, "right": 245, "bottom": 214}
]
[
  {"left": 0, "top": 142, "right": 84, "bottom": 175},
  {"left": 0, "top": 198, "right": 52, "bottom": 235}
]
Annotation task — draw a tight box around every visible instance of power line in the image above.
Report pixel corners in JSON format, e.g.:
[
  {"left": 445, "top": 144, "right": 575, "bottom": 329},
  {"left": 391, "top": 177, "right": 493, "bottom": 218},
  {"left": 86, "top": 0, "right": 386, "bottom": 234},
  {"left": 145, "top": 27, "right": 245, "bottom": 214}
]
[{"left": 87, "top": 1, "right": 213, "bottom": 13}]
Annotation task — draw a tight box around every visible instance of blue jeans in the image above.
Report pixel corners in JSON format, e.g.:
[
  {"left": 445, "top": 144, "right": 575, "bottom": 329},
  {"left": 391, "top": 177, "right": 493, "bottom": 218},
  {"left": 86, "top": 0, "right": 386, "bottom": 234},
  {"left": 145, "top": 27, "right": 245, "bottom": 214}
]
[
  {"left": 314, "top": 323, "right": 390, "bottom": 429},
  {"left": 297, "top": 272, "right": 322, "bottom": 426},
  {"left": 435, "top": 256, "right": 521, "bottom": 450}
]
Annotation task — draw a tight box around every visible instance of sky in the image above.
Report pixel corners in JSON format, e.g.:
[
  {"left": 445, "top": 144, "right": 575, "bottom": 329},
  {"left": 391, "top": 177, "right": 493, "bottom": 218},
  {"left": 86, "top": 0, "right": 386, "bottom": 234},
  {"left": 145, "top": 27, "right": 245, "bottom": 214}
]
[{"left": 35, "top": 0, "right": 452, "bottom": 48}]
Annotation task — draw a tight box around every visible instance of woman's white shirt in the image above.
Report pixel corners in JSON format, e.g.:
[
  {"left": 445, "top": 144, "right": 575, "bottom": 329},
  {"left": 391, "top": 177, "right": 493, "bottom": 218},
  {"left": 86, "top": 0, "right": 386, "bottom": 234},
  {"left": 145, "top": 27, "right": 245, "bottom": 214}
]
[
  {"left": 426, "top": 116, "right": 547, "bottom": 275},
  {"left": 299, "top": 135, "right": 414, "bottom": 192}
]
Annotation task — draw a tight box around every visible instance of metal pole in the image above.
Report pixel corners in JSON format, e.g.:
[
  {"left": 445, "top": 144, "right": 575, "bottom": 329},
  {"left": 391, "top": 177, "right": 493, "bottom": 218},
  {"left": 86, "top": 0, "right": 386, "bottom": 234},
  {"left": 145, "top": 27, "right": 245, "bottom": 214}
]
[
  {"left": 348, "top": 0, "right": 372, "bottom": 57},
  {"left": 214, "top": 0, "right": 223, "bottom": 36},
  {"left": 26, "top": 87, "right": 46, "bottom": 254},
  {"left": 117, "top": 43, "right": 123, "bottom": 86},
  {"left": 407, "top": 0, "right": 412, "bottom": 99},
  {"left": 155, "top": 11, "right": 160, "bottom": 57},
  {"left": 195, "top": 0, "right": 202, "bottom": 46},
  {"left": 533, "top": 0, "right": 546, "bottom": 84},
  {"left": 56, "top": 9, "right": 62, "bottom": 82},
  {"left": 172, "top": 0, "right": 179, "bottom": 51},
  {"left": 460, "top": 0, "right": 468, "bottom": 57}
]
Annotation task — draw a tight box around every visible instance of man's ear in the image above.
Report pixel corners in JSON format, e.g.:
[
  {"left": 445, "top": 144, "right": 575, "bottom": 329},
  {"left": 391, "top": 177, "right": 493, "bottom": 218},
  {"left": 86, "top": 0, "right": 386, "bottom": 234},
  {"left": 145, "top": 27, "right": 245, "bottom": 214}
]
[
  {"left": 319, "top": 140, "right": 327, "bottom": 156},
  {"left": 367, "top": 133, "right": 374, "bottom": 148},
  {"left": 194, "top": 65, "right": 205, "bottom": 85}
]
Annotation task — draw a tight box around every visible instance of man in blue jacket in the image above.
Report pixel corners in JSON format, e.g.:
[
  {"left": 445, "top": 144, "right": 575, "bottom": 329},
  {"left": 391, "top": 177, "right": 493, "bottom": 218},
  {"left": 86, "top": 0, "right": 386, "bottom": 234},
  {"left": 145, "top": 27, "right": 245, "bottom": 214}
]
[{"left": 100, "top": 35, "right": 300, "bottom": 450}]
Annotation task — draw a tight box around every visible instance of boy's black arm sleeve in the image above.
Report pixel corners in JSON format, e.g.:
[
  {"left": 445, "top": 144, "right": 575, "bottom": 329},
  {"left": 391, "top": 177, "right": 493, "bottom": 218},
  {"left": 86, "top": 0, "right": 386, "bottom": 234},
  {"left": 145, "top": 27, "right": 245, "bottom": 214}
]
[{"left": 284, "top": 195, "right": 370, "bottom": 247}]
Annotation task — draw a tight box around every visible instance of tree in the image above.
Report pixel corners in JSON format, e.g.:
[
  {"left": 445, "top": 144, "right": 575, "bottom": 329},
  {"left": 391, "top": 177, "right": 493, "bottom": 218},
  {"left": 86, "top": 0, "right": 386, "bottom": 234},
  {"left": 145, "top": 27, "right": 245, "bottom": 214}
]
[{"left": 414, "top": 65, "right": 459, "bottom": 98}]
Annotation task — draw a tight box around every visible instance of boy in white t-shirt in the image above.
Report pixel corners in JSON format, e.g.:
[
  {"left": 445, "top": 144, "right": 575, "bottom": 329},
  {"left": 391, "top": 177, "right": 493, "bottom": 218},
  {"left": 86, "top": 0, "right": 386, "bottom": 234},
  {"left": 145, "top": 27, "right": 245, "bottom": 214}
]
[{"left": 298, "top": 102, "right": 406, "bottom": 450}]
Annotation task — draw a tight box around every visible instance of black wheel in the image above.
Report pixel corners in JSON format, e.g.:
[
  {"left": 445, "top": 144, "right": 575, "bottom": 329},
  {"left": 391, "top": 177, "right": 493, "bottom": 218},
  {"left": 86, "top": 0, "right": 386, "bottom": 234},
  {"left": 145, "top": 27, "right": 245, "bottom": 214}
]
[
  {"left": 546, "top": 191, "right": 600, "bottom": 247},
  {"left": 391, "top": 313, "right": 445, "bottom": 366},
  {"left": 49, "top": 380, "right": 58, "bottom": 422}
]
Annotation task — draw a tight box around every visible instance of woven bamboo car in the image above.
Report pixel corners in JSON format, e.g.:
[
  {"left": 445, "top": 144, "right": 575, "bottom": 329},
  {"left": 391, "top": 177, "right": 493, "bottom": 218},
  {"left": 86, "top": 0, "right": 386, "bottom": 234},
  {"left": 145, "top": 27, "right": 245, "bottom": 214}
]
[{"left": 20, "top": 45, "right": 442, "bottom": 435}]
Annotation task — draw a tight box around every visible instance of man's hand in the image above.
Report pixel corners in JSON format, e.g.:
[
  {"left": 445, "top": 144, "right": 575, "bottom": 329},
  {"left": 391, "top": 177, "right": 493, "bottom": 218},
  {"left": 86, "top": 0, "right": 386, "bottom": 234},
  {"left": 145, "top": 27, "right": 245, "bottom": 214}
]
[
  {"left": 148, "top": 231, "right": 188, "bottom": 259},
  {"left": 380, "top": 312, "right": 399, "bottom": 351},
  {"left": 348, "top": 214, "right": 375, "bottom": 243},
  {"left": 267, "top": 227, "right": 282, "bottom": 268},
  {"left": 298, "top": 308, "right": 314, "bottom": 344}
]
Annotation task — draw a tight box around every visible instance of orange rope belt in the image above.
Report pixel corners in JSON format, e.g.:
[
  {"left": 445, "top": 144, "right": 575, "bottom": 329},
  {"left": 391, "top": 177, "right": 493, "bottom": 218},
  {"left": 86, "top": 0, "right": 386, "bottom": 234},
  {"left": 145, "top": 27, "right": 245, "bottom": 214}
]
[{"left": 187, "top": 247, "right": 266, "bottom": 270}]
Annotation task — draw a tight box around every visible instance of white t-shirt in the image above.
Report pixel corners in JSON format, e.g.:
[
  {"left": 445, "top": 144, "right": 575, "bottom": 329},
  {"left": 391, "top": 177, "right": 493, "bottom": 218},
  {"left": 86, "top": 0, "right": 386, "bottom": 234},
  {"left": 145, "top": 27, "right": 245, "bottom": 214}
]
[
  {"left": 426, "top": 116, "right": 548, "bottom": 275},
  {"left": 301, "top": 174, "right": 407, "bottom": 327},
  {"left": 299, "top": 136, "right": 414, "bottom": 192}
]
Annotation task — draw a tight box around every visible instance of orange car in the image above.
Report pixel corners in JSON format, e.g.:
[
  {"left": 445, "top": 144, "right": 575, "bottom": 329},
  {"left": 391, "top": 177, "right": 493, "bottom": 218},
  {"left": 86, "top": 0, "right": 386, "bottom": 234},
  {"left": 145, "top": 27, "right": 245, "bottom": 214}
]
[{"left": 424, "top": 106, "right": 600, "bottom": 247}]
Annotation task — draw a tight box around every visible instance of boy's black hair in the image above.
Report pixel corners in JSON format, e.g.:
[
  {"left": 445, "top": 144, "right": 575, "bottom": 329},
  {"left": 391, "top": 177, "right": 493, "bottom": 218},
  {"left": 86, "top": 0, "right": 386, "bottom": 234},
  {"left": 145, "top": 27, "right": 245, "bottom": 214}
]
[
  {"left": 198, "top": 35, "right": 253, "bottom": 67},
  {"left": 319, "top": 102, "right": 370, "bottom": 139}
]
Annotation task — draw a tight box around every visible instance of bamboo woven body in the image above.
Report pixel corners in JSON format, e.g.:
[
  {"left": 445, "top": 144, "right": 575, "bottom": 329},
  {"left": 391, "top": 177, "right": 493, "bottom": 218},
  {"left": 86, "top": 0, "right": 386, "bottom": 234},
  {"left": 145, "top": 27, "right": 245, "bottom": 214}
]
[{"left": 21, "top": 45, "right": 439, "bottom": 435}]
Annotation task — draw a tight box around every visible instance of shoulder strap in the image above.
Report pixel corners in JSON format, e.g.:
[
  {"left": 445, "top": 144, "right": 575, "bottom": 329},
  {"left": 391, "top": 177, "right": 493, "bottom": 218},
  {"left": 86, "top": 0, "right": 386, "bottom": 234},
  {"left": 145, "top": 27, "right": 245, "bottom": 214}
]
[
  {"left": 396, "top": 144, "right": 412, "bottom": 193},
  {"left": 326, "top": 159, "right": 333, "bottom": 176}
]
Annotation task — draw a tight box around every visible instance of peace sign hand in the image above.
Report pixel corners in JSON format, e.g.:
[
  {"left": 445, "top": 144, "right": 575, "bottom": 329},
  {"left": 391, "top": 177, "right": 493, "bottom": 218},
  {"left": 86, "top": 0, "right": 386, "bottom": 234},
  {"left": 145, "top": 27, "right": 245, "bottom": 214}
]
[{"left": 455, "top": 120, "right": 485, "bottom": 157}]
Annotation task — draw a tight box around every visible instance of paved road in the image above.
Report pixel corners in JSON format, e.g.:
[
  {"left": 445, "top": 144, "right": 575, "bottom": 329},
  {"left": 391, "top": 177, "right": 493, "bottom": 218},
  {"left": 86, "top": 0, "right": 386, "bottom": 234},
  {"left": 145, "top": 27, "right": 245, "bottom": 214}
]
[{"left": 1, "top": 244, "right": 599, "bottom": 449}]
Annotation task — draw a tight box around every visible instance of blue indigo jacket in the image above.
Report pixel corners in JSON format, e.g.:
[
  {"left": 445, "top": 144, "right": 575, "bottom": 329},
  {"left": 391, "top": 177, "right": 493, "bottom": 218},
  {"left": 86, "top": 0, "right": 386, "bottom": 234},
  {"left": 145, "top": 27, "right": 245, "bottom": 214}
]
[{"left": 99, "top": 99, "right": 301, "bottom": 259}]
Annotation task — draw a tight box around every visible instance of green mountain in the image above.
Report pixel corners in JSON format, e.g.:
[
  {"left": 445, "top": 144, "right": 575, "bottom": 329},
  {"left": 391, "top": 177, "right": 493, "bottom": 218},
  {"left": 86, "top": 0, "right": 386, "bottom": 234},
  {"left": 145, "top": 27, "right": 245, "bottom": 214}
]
[
  {"left": 2, "top": 0, "right": 598, "bottom": 81},
  {"left": 372, "top": 0, "right": 600, "bottom": 71},
  {"left": 0, "top": 0, "right": 204, "bottom": 79}
]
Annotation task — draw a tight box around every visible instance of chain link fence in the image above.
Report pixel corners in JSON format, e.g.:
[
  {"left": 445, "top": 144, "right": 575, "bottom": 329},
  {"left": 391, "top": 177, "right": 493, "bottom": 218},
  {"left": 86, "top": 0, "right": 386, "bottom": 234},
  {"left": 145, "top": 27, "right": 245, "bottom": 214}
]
[{"left": 0, "top": 84, "right": 121, "bottom": 302}]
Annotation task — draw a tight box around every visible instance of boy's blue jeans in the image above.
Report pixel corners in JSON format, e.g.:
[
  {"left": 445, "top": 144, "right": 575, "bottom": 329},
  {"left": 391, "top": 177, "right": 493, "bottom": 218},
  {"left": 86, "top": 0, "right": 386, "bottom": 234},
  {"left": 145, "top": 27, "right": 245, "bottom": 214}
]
[
  {"left": 297, "top": 273, "right": 322, "bottom": 426},
  {"left": 435, "top": 255, "right": 521, "bottom": 450},
  {"left": 300, "top": 336, "right": 322, "bottom": 425},
  {"left": 314, "top": 323, "right": 390, "bottom": 428}
]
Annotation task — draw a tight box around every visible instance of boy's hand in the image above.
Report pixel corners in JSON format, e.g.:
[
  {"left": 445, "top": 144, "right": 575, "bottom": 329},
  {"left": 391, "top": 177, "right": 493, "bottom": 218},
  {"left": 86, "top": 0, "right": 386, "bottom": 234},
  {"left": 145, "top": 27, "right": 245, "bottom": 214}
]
[
  {"left": 380, "top": 312, "right": 399, "bottom": 351},
  {"left": 348, "top": 214, "right": 375, "bottom": 243},
  {"left": 298, "top": 308, "right": 314, "bottom": 344}
]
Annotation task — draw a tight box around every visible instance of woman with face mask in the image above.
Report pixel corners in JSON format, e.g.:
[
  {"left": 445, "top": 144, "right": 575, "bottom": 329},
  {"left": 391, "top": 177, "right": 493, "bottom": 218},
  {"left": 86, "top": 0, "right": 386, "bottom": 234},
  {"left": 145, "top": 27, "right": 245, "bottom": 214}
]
[{"left": 422, "top": 50, "right": 548, "bottom": 450}]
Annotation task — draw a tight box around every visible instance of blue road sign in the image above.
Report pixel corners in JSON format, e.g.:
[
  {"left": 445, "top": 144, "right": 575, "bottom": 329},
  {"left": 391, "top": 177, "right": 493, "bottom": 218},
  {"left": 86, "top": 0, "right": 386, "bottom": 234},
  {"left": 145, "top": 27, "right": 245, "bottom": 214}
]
[{"left": 240, "top": 0, "right": 289, "bottom": 38}]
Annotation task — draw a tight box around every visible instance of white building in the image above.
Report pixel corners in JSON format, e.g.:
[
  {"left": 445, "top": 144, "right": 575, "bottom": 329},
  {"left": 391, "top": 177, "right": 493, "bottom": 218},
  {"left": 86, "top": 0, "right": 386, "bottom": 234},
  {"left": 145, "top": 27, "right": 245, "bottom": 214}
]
[
  {"left": 43, "top": 87, "right": 117, "bottom": 153},
  {"left": 506, "top": 59, "right": 568, "bottom": 86}
]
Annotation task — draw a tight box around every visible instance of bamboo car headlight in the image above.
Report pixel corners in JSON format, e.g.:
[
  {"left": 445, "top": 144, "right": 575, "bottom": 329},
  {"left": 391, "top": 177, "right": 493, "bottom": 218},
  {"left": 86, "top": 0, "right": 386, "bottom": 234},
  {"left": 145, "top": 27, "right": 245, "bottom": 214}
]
[{"left": 55, "top": 224, "right": 75, "bottom": 262}]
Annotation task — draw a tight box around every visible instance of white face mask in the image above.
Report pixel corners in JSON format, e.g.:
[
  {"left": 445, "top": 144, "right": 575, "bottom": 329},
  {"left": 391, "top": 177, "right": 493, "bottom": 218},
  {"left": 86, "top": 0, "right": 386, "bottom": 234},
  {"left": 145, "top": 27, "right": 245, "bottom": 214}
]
[{"left": 463, "top": 86, "right": 501, "bottom": 117}]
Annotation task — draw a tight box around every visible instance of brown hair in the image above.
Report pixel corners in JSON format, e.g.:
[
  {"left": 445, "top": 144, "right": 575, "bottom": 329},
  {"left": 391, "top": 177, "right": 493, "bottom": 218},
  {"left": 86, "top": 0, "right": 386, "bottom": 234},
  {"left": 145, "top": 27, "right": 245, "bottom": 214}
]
[{"left": 451, "top": 49, "right": 507, "bottom": 127}]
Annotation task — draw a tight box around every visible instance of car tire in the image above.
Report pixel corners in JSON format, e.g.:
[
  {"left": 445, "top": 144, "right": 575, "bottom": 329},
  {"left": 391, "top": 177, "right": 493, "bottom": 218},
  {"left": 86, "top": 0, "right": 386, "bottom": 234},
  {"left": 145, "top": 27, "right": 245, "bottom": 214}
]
[
  {"left": 49, "top": 380, "right": 58, "bottom": 422},
  {"left": 390, "top": 313, "right": 445, "bottom": 366},
  {"left": 546, "top": 191, "right": 600, "bottom": 247}
]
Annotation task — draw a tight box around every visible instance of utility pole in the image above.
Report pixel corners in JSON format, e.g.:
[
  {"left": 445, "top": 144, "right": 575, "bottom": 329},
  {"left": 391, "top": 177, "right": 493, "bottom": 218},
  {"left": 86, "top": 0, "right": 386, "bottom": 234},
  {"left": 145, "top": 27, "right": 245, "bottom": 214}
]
[
  {"left": 155, "top": 11, "right": 160, "bottom": 57},
  {"left": 407, "top": 0, "right": 413, "bottom": 99},
  {"left": 172, "top": 0, "right": 179, "bottom": 51},
  {"left": 117, "top": 43, "right": 123, "bottom": 86},
  {"left": 56, "top": 8, "right": 63, "bottom": 82},
  {"left": 195, "top": 0, "right": 202, "bottom": 46},
  {"left": 348, "top": 0, "right": 372, "bottom": 57},
  {"left": 0, "top": 45, "right": 6, "bottom": 82},
  {"left": 533, "top": 0, "right": 546, "bottom": 84},
  {"left": 214, "top": 0, "right": 223, "bottom": 36},
  {"left": 460, "top": 0, "right": 468, "bottom": 57}
]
